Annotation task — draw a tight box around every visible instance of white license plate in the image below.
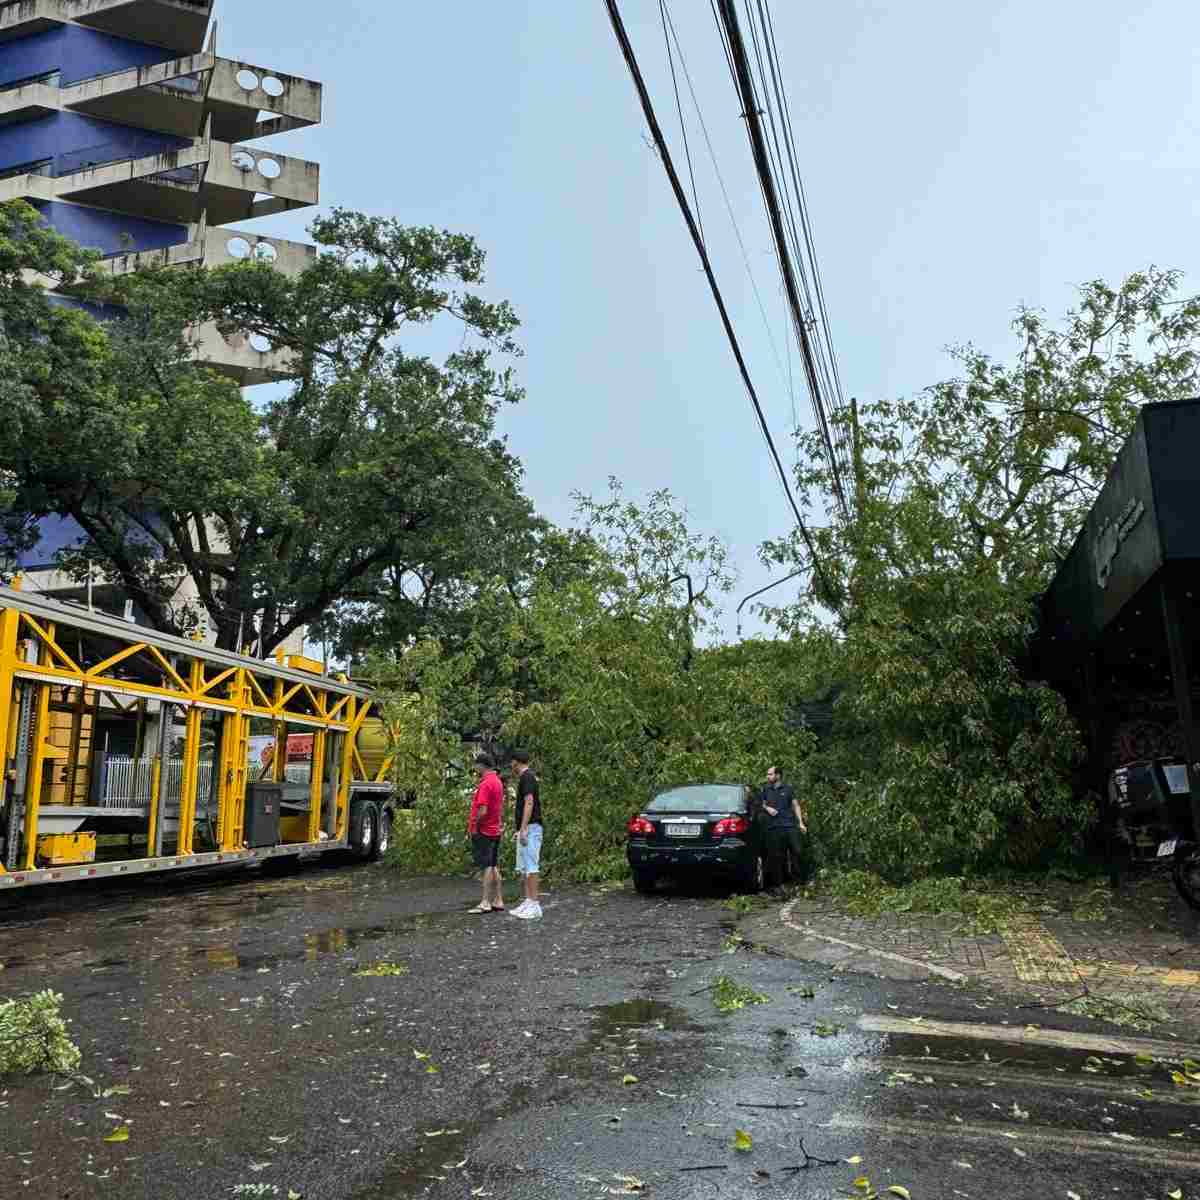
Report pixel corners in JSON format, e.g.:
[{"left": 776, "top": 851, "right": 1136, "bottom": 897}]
[
  {"left": 1158, "top": 838, "right": 1178, "bottom": 858},
  {"left": 666, "top": 823, "right": 702, "bottom": 838}
]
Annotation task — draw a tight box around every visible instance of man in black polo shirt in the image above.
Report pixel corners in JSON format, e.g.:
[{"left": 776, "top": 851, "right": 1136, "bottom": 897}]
[{"left": 759, "top": 765, "right": 806, "bottom": 890}]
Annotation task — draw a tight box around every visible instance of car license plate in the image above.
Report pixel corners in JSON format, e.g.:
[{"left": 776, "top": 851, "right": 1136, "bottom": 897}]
[
  {"left": 1158, "top": 838, "right": 1178, "bottom": 858},
  {"left": 666, "top": 823, "right": 701, "bottom": 837}
]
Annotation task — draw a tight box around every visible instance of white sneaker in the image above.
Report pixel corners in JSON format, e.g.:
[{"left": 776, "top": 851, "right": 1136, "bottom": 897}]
[
  {"left": 512, "top": 901, "right": 543, "bottom": 920},
  {"left": 509, "top": 900, "right": 530, "bottom": 916}
]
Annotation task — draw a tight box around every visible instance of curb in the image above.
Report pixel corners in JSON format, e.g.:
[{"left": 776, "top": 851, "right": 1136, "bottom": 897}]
[{"left": 779, "top": 898, "right": 969, "bottom": 983}]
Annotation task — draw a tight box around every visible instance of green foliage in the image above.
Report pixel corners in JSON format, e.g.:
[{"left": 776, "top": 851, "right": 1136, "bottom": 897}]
[
  {"left": 353, "top": 960, "right": 409, "bottom": 977},
  {"left": 761, "top": 270, "right": 1200, "bottom": 877},
  {"left": 375, "top": 483, "right": 815, "bottom": 883},
  {"left": 711, "top": 974, "right": 769, "bottom": 1013},
  {"left": 0, "top": 989, "right": 81, "bottom": 1076},
  {"left": 818, "top": 869, "right": 1026, "bottom": 934}
]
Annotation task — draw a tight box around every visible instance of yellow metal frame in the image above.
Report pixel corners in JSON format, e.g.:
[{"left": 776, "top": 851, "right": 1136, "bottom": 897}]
[{"left": 0, "top": 587, "right": 390, "bottom": 880}]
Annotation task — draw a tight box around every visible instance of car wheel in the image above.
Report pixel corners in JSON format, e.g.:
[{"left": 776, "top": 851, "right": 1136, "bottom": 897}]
[
  {"left": 350, "top": 801, "right": 378, "bottom": 862},
  {"left": 633, "top": 870, "right": 657, "bottom": 895},
  {"left": 373, "top": 806, "right": 392, "bottom": 860},
  {"left": 741, "top": 854, "right": 765, "bottom": 894}
]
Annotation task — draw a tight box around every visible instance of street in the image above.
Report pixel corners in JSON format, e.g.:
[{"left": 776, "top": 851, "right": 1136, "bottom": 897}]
[{"left": 2, "top": 863, "right": 1199, "bottom": 1199}]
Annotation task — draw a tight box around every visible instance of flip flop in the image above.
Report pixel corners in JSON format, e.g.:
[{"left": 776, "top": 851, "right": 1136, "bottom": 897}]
[
  {"left": 491, "top": 905, "right": 505, "bottom": 913},
  {"left": 468, "top": 903, "right": 492, "bottom": 914}
]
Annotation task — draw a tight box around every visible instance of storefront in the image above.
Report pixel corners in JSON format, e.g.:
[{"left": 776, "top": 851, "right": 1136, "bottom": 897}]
[{"left": 1036, "top": 399, "right": 1200, "bottom": 840}]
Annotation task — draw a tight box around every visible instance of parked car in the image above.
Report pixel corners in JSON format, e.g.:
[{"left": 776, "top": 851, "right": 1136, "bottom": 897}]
[{"left": 626, "top": 782, "right": 766, "bottom": 894}]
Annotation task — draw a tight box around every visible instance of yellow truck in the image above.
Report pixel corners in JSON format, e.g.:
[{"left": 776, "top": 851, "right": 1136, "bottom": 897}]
[{"left": 0, "top": 584, "right": 396, "bottom": 890}]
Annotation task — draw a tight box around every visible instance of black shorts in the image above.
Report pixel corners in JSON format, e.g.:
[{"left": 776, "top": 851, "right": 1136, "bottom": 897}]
[{"left": 472, "top": 834, "right": 500, "bottom": 870}]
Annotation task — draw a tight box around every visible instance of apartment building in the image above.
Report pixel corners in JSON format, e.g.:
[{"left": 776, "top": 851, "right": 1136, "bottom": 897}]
[{"left": 2, "top": 0, "right": 319, "bottom": 649}]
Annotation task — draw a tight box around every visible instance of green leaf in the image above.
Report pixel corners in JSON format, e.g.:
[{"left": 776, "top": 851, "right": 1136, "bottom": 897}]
[
  {"left": 103, "top": 1126, "right": 130, "bottom": 1143},
  {"left": 733, "top": 1129, "right": 753, "bottom": 1152}
]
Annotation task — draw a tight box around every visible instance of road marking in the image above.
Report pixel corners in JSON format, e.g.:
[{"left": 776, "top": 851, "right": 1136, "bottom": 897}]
[
  {"left": 823, "top": 1112, "right": 1200, "bottom": 1170},
  {"left": 858, "top": 1013, "right": 1200, "bottom": 1060},
  {"left": 779, "top": 900, "right": 967, "bottom": 982},
  {"left": 849, "top": 1053, "right": 1200, "bottom": 1105},
  {"left": 997, "top": 913, "right": 1081, "bottom": 985}
]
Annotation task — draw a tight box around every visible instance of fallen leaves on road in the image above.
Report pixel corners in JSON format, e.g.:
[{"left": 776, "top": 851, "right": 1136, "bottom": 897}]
[
  {"left": 621, "top": 1074, "right": 638, "bottom": 1085},
  {"left": 733, "top": 1129, "right": 753, "bottom": 1152},
  {"left": 353, "top": 960, "right": 408, "bottom": 977},
  {"left": 610, "top": 1173, "right": 645, "bottom": 1193},
  {"left": 102, "top": 1126, "right": 129, "bottom": 1143}
]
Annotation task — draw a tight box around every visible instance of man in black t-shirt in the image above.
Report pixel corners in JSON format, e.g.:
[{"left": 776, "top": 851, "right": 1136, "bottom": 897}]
[{"left": 509, "top": 749, "right": 544, "bottom": 920}]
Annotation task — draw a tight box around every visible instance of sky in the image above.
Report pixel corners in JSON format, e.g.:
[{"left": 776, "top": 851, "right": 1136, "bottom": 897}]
[{"left": 217, "top": 0, "right": 1200, "bottom": 639}]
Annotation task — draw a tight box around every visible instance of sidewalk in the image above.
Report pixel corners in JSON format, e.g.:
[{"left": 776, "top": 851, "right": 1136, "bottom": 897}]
[{"left": 744, "top": 872, "right": 1200, "bottom": 1032}]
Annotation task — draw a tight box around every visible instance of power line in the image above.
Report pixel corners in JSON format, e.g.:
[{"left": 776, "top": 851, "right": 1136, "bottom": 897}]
[
  {"left": 712, "top": 0, "right": 852, "bottom": 517},
  {"left": 658, "top": 0, "right": 704, "bottom": 247},
  {"left": 659, "top": 0, "right": 794, "bottom": 415},
  {"left": 753, "top": 0, "right": 851, "bottom": 482},
  {"left": 602, "top": 0, "right": 837, "bottom": 609}
]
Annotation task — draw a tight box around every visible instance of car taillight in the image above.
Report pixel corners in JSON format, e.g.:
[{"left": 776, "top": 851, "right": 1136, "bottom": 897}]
[
  {"left": 627, "top": 816, "right": 655, "bottom": 836},
  {"left": 712, "top": 816, "right": 749, "bottom": 837}
]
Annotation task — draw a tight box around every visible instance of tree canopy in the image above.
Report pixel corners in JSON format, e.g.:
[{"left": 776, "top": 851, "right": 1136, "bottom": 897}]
[
  {"left": 759, "top": 269, "right": 1200, "bottom": 876},
  {"left": 0, "top": 202, "right": 535, "bottom": 654}
]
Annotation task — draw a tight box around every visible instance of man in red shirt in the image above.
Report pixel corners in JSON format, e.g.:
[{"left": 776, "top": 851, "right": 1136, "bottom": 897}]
[{"left": 467, "top": 752, "right": 505, "bottom": 914}]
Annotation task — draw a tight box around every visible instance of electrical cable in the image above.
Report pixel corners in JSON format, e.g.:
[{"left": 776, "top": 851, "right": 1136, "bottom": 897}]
[
  {"left": 741, "top": 0, "right": 850, "bottom": 488},
  {"left": 658, "top": 0, "right": 705, "bottom": 247},
  {"left": 752, "top": 0, "right": 852, "bottom": 487},
  {"left": 660, "top": 0, "right": 794, "bottom": 415},
  {"left": 712, "top": 0, "right": 849, "bottom": 518},
  {"left": 602, "top": 0, "right": 838, "bottom": 609}
]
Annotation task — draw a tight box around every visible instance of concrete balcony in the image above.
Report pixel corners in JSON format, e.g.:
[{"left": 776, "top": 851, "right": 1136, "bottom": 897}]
[
  {"left": 58, "top": 53, "right": 322, "bottom": 142},
  {"left": 188, "top": 318, "right": 296, "bottom": 386},
  {"left": 0, "top": 1, "right": 213, "bottom": 52},
  {"left": 97, "top": 226, "right": 317, "bottom": 279},
  {"left": 0, "top": 138, "right": 319, "bottom": 226}
]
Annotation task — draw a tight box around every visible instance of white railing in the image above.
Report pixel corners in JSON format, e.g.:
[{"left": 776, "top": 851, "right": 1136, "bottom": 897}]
[{"left": 100, "top": 756, "right": 215, "bottom": 810}]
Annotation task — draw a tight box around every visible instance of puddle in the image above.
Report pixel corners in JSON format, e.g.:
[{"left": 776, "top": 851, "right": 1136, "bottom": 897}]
[
  {"left": 590, "top": 998, "right": 697, "bottom": 1033},
  {"left": 346, "top": 1124, "right": 477, "bottom": 1198},
  {"left": 877, "top": 1032, "right": 1164, "bottom": 1075},
  {"left": 1, "top": 909, "right": 469, "bottom": 977}
]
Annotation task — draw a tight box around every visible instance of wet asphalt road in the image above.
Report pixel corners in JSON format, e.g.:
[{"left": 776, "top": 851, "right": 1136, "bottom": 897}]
[{"left": 2, "top": 862, "right": 1200, "bottom": 1200}]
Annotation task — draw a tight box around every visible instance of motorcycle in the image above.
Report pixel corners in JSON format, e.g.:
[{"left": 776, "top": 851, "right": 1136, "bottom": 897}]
[{"left": 1108, "top": 757, "right": 1200, "bottom": 910}]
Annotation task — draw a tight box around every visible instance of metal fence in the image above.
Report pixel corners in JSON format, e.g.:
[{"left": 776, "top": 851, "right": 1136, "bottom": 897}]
[
  {"left": 98, "top": 757, "right": 311, "bottom": 808},
  {"left": 99, "top": 756, "right": 215, "bottom": 810}
]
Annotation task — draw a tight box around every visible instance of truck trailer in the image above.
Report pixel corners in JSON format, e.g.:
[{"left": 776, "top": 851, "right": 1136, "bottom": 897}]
[{"left": 0, "top": 584, "right": 396, "bottom": 890}]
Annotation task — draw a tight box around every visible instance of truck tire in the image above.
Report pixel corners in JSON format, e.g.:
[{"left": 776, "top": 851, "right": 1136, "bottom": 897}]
[
  {"left": 374, "top": 806, "right": 392, "bottom": 860},
  {"left": 350, "top": 800, "right": 378, "bottom": 862}
]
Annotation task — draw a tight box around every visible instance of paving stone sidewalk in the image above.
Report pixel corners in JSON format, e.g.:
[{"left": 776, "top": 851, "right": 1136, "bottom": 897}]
[{"left": 755, "top": 873, "right": 1200, "bottom": 1031}]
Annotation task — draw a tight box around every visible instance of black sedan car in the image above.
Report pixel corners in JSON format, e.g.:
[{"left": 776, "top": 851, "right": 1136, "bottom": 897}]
[{"left": 626, "top": 782, "right": 765, "bottom": 894}]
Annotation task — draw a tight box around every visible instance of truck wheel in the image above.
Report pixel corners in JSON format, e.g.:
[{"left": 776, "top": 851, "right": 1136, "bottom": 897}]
[
  {"left": 373, "top": 806, "right": 392, "bottom": 860},
  {"left": 350, "top": 801, "right": 378, "bottom": 862}
]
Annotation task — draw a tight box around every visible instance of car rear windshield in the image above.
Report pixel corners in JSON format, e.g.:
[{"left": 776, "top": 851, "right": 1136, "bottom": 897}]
[{"left": 647, "top": 785, "right": 746, "bottom": 814}]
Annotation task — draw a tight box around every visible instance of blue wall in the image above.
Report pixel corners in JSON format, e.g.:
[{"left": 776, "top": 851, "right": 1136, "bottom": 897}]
[
  {"left": 14, "top": 515, "right": 86, "bottom": 570},
  {"left": 0, "top": 25, "right": 174, "bottom": 89},
  {"left": 33, "top": 200, "right": 188, "bottom": 256},
  {"left": 0, "top": 111, "right": 187, "bottom": 176}
]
